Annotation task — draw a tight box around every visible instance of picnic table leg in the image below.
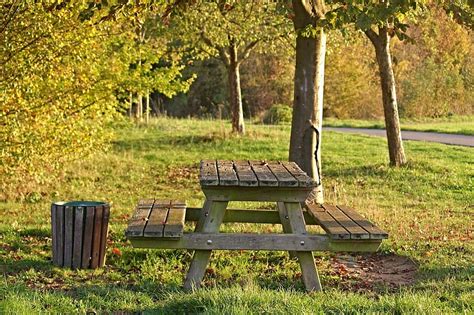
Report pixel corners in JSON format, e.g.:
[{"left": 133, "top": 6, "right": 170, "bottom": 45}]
[
  {"left": 184, "top": 199, "right": 228, "bottom": 291},
  {"left": 284, "top": 202, "right": 322, "bottom": 292},
  {"left": 277, "top": 202, "right": 296, "bottom": 259}
]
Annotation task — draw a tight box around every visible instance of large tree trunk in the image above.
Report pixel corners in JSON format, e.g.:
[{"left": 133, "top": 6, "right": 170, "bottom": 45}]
[
  {"left": 367, "top": 27, "right": 407, "bottom": 166},
  {"left": 289, "top": 1, "right": 326, "bottom": 204},
  {"left": 228, "top": 42, "right": 245, "bottom": 134}
]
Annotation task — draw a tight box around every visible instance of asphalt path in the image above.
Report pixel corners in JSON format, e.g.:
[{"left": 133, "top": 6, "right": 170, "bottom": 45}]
[{"left": 325, "top": 127, "right": 473, "bottom": 147}]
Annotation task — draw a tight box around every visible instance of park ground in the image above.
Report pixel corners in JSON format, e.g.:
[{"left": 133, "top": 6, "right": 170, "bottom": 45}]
[{"left": 1, "top": 118, "right": 473, "bottom": 313}]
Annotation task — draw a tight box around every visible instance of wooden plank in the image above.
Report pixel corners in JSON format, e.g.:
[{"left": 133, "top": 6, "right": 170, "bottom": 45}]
[
  {"left": 99, "top": 205, "right": 110, "bottom": 267},
  {"left": 199, "top": 160, "right": 219, "bottom": 186},
  {"left": 202, "top": 186, "right": 311, "bottom": 202},
  {"left": 72, "top": 206, "right": 84, "bottom": 269},
  {"left": 63, "top": 206, "right": 74, "bottom": 268},
  {"left": 171, "top": 200, "right": 186, "bottom": 207},
  {"left": 284, "top": 202, "right": 322, "bottom": 292},
  {"left": 323, "top": 204, "right": 369, "bottom": 240},
  {"left": 280, "top": 161, "right": 315, "bottom": 187},
  {"left": 233, "top": 160, "right": 258, "bottom": 187},
  {"left": 56, "top": 205, "right": 64, "bottom": 266},
  {"left": 82, "top": 206, "right": 95, "bottom": 268},
  {"left": 125, "top": 201, "right": 154, "bottom": 237},
  {"left": 216, "top": 160, "right": 239, "bottom": 186},
  {"left": 51, "top": 205, "right": 58, "bottom": 265},
  {"left": 267, "top": 162, "right": 298, "bottom": 187},
  {"left": 143, "top": 202, "right": 169, "bottom": 237},
  {"left": 138, "top": 199, "right": 154, "bottom": 207},
  {"left": 90, "top": 205, "right": 103, "bottom": 269},
  {"left": 277, "top": 202, "right": 296, "bottom": 259},
  {"left": 184, "top": 200, "right": 228, "bottom": 291},
  {"left": 337, "top": 205, "right": 388, "bottom": 239},
  {"left": 249, "top": 161, "right": 278, "bottom": 187},
  {"left": 163, "top": 206, "right": 186, "bottom": 238},
  {"left": 185, "top": 207, "right": 317, "bottom": 225},
  {"left": 306, "top": 203, "right": 350, "bottom": 239},
  {"left": 131, "top": 233, "right": 330, "bottom": 251}
]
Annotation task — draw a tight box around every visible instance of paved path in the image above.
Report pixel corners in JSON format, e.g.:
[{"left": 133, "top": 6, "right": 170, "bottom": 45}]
[{"left": 325, "top": 127, "right": 473, "bottom": 147}]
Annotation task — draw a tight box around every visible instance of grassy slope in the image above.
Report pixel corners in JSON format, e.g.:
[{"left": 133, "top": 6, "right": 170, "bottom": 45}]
[
  {"left": 1, "top": 118, "right": 473, "bottom": 313},
  {"left": 323, "top": 115, "right": 474, "bottom": 136}
]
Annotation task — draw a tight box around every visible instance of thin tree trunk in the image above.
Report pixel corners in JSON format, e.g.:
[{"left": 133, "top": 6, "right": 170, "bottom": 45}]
[
  {"left": 146, "top": 93, "right": 150, "bottom": 124},
  {"left": 289, "top": 1, "right": 326, "bottom": 204},
  {"left": 228, "top": 42, "right": 245, "bottom": 134},
  {"left": 129, "top": 91, "right": 133, "bottom": 118},
  {"left": 137, "top": 94, "right": 143, "bottom": 121},
  {"left": 368, "top": 27, "right": 406, "bottom": 166}
]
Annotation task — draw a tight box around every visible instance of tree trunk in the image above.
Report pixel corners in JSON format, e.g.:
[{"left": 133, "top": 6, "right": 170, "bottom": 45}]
[
  {"left": 129, "top": 91, "right": 133, "bottom": 118},
  {"left": 228, "top": 42, "right": 245, "bottom": 134},
  {"left": 369, "top": 27, "right": 407, "bottom": 166},
  {"left": 289, "top": 1, "right": 326, "bottom": 204}
]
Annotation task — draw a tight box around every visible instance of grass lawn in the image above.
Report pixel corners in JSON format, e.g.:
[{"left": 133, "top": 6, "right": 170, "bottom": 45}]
[
  {"left": 1, "top": 118, "right": 473, "bottom": 313},
  {"left": 323, "top": 115, "right": 474, "bottom": 136}
]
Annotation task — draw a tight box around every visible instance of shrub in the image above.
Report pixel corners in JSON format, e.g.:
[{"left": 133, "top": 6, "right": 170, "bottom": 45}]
[{"left": 262, "top": 104, "right": 292, "bottom": 125}]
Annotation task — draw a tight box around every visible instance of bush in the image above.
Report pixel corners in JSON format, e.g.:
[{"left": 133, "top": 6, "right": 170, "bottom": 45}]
[{"left": 262, "top": 104, "right": 292, "bottom": 125}]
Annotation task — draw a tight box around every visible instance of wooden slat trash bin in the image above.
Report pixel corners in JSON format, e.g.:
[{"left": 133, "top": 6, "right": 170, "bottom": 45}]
[{"left": 51, "top": 201, "right": 110, "bottom": 269}]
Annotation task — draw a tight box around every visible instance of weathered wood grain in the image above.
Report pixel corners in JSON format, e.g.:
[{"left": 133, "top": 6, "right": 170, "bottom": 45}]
[
  {"left": 163, "top": 205, "right": 186, "bottom": 238},
  {"left": 337, "top": 205, "right": 388, "bottom": 239},
  {"left": 185, "top": 207, "right": 317, "bottom": 225},
  {"left": 55, "top": 205, "right": 65, "bottom": 266},
  {"left": 125, "top": 201, "right": 154, "bottom": 237},
  {"left": 99, "top": 205, "right": 110, "bottom": 267},
  {"left": 131, "top": 233, "right": 329, "bottom": 251},
  {"left": 90, "top": 205, "right": 103, "bottom": 269},
  {"left": 51, "top": 205, "right": 58, "bottom": 265},
  {"left": 267, "top": 162, "right": 298, "bottom": 187},
  {"left": 279, "top": 161, "right": 315, "bottom": 187},
  {"left": 284, "top": 202, "right": 322, "bottom": 292},
  {"left": 200, "top": 160, "right": 219, "bottom": 186},
  {"left": 217, "top": 160, "right": 239, "bottom": 186},
  {"left": 63, "top": 206, "right": 74, "bottom": 268},
  {"left": 233, "top": 160, "right": 258, "bottom": 186},
  {"left": 184, "top": 200, "right": 228, "bottom": 291},
  {"left": 72, "top": 206, "right": 84, "bottom": 269},
  {"left": 249, "top": 161, "right": 279, "bottom": 187},
  {"left": 82, "top": 206, "right": 95, "bottom": 268},
  {"left": 306, "top": 203, "right": 351, "bottom": 239},
  {"left": 144, "top": 202, "right": 169, "bottom": 237},
  {"left": 323, "top": 204, "right": 369, "bottom": 240}
]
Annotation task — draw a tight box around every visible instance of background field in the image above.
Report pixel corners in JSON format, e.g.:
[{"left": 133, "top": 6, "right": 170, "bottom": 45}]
[{"left": 1, "top": 118, "right": 473, "bottom": 313}]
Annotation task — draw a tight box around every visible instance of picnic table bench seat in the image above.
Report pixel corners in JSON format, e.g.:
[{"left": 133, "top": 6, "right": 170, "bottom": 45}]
[
  {"left": 305, "top": 204, "right": 388, "bottom": 240},
  {"left": 125, "top": 199, "right": 186, "bottom": 239}
]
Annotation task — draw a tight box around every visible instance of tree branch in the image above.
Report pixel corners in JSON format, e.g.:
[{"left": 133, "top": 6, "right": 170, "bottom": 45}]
[
  {"left": 237, "top": 40, "right": 259, "bottom": 65},
  {"left": 364, "top": 28, "right": 380, "bottom": 47}
]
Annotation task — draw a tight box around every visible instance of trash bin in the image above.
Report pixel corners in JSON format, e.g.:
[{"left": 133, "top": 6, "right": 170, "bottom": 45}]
[{"left": 51, "top": 201, "right": 110, "bottom": 269}]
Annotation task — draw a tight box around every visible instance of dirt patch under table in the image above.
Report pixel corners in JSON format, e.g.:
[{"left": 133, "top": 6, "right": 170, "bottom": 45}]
[{"left": 327, "top": 253, "right": 418, "bottom": 292}]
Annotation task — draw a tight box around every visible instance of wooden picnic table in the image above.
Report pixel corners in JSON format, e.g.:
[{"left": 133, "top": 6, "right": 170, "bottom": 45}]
[
  {"left": 126, "top": 159, "right": 388, "bottom": 292},
  {"left": 187, "top": 159, "right": 321, "bottom": 291}
]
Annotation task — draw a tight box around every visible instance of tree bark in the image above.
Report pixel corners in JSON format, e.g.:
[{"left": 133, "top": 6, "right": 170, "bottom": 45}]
[
  {"left": 228, "top": 41, "right": 245, "bottom": 134},
  {"left": 366, "top": 27, "right": 407, "bottom": 166},
  {"left": 289, "top": 0, "right": 326, "bottom": 204}
]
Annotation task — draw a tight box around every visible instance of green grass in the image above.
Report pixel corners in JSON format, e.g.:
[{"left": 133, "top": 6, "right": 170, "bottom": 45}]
[
  {"left": 324, "top": 115, "right": 474, "bottom": 135},
  {"left": 1, "top": 118, "right": 473, "bottom": 313}
]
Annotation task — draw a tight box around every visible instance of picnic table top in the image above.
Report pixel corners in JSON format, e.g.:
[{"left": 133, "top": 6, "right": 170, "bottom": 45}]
[{"left": 199, "top": 160, "right": 316, "bottom": 188}]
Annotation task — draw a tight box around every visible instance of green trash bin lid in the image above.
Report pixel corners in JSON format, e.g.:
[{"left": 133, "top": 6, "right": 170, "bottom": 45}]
[{"left": 53, "top": 201, "right": 108, "bottom": 207}]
